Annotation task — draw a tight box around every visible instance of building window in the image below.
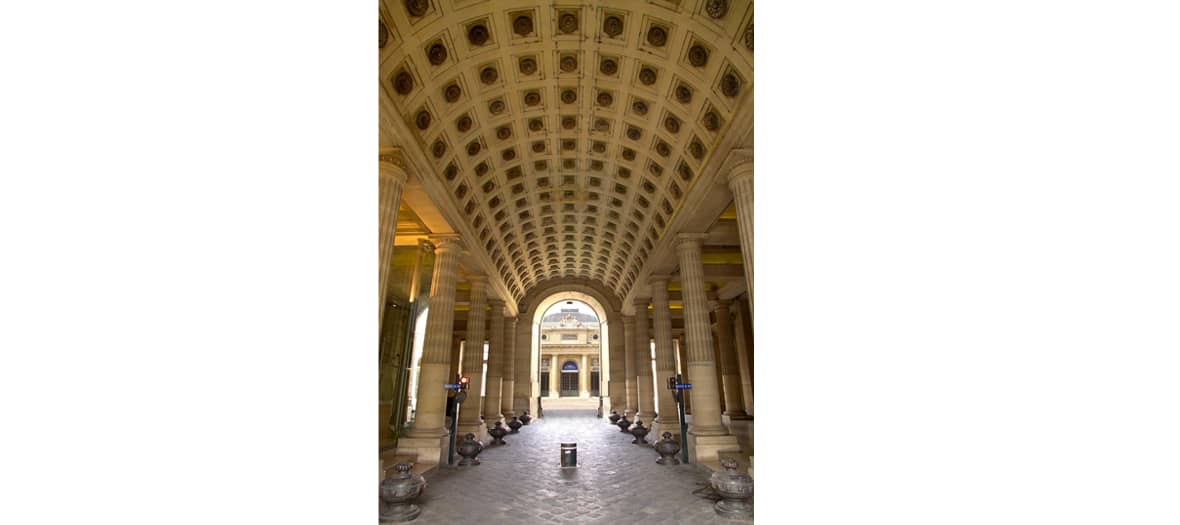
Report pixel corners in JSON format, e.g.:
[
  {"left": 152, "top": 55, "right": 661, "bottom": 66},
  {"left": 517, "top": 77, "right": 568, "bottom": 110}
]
[{"left": 561, "top": 333, "right": 578, "bottom": 341}]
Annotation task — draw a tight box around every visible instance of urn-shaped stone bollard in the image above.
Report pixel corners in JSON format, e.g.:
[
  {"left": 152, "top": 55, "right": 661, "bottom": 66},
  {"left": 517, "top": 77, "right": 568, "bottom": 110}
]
[
  {"left": 616, "top": 414, "right": 632, "bottom": 433},
  {"left": 488, "top": 421, "right": 508, "bottom": 446},
  {"left": 655, "top": 432, "right": 681, "bottom": 464},
  {"left": 630, "top": 418, "right": 650, "bottom": 445},
  {"left": 519, "top": 411, "right": 532, "bottom": 425},
  {"left": 379, "top": 463, "right": 426, "bottom": 522},
  {"left": 608, "top": 410, "right": 621, "bottom": 425},
  {"left": 507, "top": 416, "right": 523, "bottom": 434},
  {"left": 456, "top": 433, "right": 484, "bottom": 466},
  {"left": 710, "top": 457, "right": 754, "bottom": 518}
]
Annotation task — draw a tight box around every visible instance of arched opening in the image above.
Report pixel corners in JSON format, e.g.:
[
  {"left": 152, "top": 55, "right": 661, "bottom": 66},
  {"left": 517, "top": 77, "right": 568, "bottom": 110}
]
[{"left": 525, "top": 290, "right": 613, "bottom": 411}]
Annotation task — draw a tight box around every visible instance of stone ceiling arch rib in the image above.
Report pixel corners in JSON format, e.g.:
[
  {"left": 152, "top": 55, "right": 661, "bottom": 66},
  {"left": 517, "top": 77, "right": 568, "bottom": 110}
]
[{"left": 381, "top": 0, "right": 755, "bottom": 302}]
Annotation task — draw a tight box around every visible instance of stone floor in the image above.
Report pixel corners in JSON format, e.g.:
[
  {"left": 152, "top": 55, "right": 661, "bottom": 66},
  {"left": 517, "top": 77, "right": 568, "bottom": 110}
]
[{"left": 390, "top": 409, "right": 753, "bottom": 524}]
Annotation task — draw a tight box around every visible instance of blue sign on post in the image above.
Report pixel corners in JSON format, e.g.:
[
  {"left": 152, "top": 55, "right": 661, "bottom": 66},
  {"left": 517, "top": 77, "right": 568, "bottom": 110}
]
[
  {"left": 674, "top": 383, "right": 693, "bottom": 390},
  {"left": 444, "top": 383, "right": 461, "bottom": 389}
]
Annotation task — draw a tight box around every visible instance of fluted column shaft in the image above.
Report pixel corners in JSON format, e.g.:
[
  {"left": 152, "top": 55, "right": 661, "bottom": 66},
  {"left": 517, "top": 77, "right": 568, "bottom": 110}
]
[
  {"left": 501, "top": 317, "right": 517, "bottom": 417},
  {"left": 457, "top": 277, "right": 488, "bottom": 433},
  {"left": 678, "top": 234, "right": 728, "bottom": 436},
  {"left": 379, "top": 153, "right": 408, "bottom": 330},
  {"left": 512, "top": 319, "right": 532, "bottom": 414},
  {"left": 728, "top": 162, "right": 754, "bottom": 314},
  {"left": 483, "top": 300, "right": 505, "bottom": 425},
  {"left": 633, "top": 297, "right": 655, "bottom": 421},
  {"left": 677, "top": 334, "right": 692, "bottom": 414},
  {"left": 733, "top": 297, "right": 754, "bottom": 416},
  {"left": 405, "top": 236, "right": 462, "bottom": 438},
  {"left": 607, "top": 314, "right": 626, "bottom": 414},
  {"left": 449, "top": 336, "right": 463, "bottom": 381},
  {"left": 713, "top": 299, "right": 748, "bottom": 418},
  {"left": 622, "top": 315, "right": 637, "bottom": 418},
  {"left": 651, "top": 278, "right": 679, "bottom": 427}
]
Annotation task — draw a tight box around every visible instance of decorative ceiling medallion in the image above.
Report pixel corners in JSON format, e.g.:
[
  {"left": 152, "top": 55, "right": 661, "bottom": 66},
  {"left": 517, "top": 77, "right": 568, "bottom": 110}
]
[
  {"left": 678, "top": 163, "right": 693, "bottom": 181},
  {"left": 393, "top": 70, "right": 413, "bottom": 95},
  {"left": 443, "top": 83, "right": 461, "bottom": 102},
  {"left": 591, "top": 160, "right": 604, "bottom": 170},
  {"left": 621, "top": 148, "right": 636, "bottom": 161},
  {"left": 563, "top": 159, "right": 575, "bottom": 169},
  {"left": 455, "top": 114, "right": 472, "bottom": 132},
  {"left": 600, "top": 58, "right": 618, "bottom": 75},
  {"left": 703, "top": 110, "right": 721, "bottom": 131},
  {"left": 592, "top": 142, "right": 606, "bottom": 153},
  {"left": 744, "top": 22, "right": 754, "bottom": 51},
  {"left": 532, "top": 142, "right": 546, "bottom": 153},
  {"left": 415, "top": 109, "right": 431, "bottom": 130},
  {"left": 427, "top": 42, "right": 447, "bottom": 65},
  {"left": 535, "top": 160, "right": 548, "bottom": 170},
  {"left": 518, "top": 56, "right": 537, "bottom": 75},
  {"left": 562, "top": 139, "right": 575, "bottom": 151},
  {"left": 664, "top": 115, "right": 681, "bottom": 133},
  {"left": 675, "top": 84, "right": 693, "bottom": 104},
  {"left": 513, "top": 15, "right": 534, "bottom": 36},
  {"left": 688, "top": 45, "right": 709, "bottom": 67},
  {"left": 444, "top": 163, "right": 458, "bottom": 180},
  {"left": 688, "top": 138, "right": 704, "bottom": 159},
  {"left": 488, "top": 99, "right": 506, "bottom": 114},
  {"left": 502, "top": 149, "right": 516, "bottom": 161},
  {"left": 646, "top": 25, "right": 667, "bottom": 47},
  {"left": 721, "top": 72, "right": 742, "bottom": 97},
  {"left": 475, "top": 162, "right": 488, "bottom": 176},
  {"left": 468, "top": 24, "right": 490, "bottom": 46},
  {"left": 632, "top": 100, "right": 649, "bottom": 115},
  {"left": 639, "top": 67, "right": 657, "bottom": 85},
  {"left": 528, "top": 118, "right": 544, "bottom": 131},
  {"left": 649, "top": 163, "right": 663, "bottom": 176},
  {"left": 558, "top": 13, "right": 578, "bottom": 34},
  {"left": 594, "top": 118, "right": 609, "bottom": 131},
  {"left": 596, "top": 91, "right": 613, "bottom": 107},
  {"left": 618, "top": 167, "right": 631, "bottom": 178},
  {"left": 560, "top": 89, "right": 577, "bottom": 104},
  {"left": 480, "top": 66, "right": 498, "bottom": 84},
  {"left": 603, "top": 15, "right": 623, "bottom": 37},
  {"left": 466, "top": 141, "right": 481, "bottom": 156},
  {"left": 705, "top": 0, "right": 728, "bottom": 19},
  {"left": 432, "top": 139, "right": 446, "bottom": 158},
  {"left": 655, "top": 141, "right": 670, "bottom": 156},
  {"left": 562, "top": 116, "right": 576, "bottom": 129},
  {"left": 559, "top": 55, "right": 577, "bottom": 73},
  {"left": 524, "top": 91, "right": 541, "bottom": 106},
  {"left": 626, "top": 127, "right": 641, "bottom": 141},
  {"left": 405, "top": 0, "right": 429, "bottom": 18},
  {"left": 379, "top": 21, "right": 388, "bottom": 49},
  {"left": 496, "top": 126, "right": 511, "bottom": 139}
]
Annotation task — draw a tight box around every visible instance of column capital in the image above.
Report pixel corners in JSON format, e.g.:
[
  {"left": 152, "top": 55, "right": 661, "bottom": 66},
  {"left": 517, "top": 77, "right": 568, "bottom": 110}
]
[
  {"left": 467, "top": 274, "right": 488, "bottom": 286},
  {"left": 379, "top": 148, "right": 409, "bottom": 181},
  {"left": 622, "top": 314, "right": 635, "bottom": 323},
  {"left": 428, "top": 234, "right": 462, "bottom": 252},
  {"left": 648, "top": 274, "right": 671, "bottom": 286},
  {"left": 631, "top": 296, "right": 650, "bottom": 309},
  {"left": 488, "top": 298, "right": 505, "bottom": 309},
  {"left": 676, "top": 233, "right": 708, "bottom": 251},
  {"left": 723, "top": 148, "right": 754, "bottom": 185}
]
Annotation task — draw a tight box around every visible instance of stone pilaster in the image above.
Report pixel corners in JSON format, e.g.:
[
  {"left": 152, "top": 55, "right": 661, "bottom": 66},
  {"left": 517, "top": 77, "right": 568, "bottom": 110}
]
[
  {"left": 483, "top": 300, "right": 505, "bottom": 426},
  {"left": 512, "top": 318, "right": 532, "bottom": 415},
  {"left": 622, "top": 315, "right": 637, "bottom": 418},
  {"left": 501, "top": 316, "right": 517, "bottom": 417},
  {"left": 712, "top": 298, "right": 749, "bottom": 419},
  {"left": 633, "top": 297, "right": 655, "bottom": 422},
  {"left": 650, "top": 277, "right": 679, "bottom": 430},
  {"left": 378, "top": 150, "right": 408, "bottom": 331},
  {"left": 727, "top": 156, "right": 754, "bottom": 315},
  {"left": 678, "top": 233, "right": 740, "bottom": 463},
  {"left": 457, "top": 276, "right": 488, "bottom": 435},
  {"left": 733, "top": 297, "right": 754, "bottom": 417},
  {"left": 399, "top": 235, "right": 462, "bottom": 466}
]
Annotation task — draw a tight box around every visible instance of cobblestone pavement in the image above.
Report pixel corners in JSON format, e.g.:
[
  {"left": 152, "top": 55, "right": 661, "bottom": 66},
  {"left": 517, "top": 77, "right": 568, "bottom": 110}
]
[{"left": 399, "top": 409, "right": 753, "bottom": 524}]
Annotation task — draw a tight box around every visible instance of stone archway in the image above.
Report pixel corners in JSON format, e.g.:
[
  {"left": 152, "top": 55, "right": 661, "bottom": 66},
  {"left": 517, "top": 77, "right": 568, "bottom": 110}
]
[{"left": 511, "top": 278, "right": 626, "bottom": 417}]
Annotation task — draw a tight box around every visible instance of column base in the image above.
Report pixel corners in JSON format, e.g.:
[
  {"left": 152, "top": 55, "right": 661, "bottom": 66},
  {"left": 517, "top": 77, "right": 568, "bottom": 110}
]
[
  {"left": 724, "top": 410, "right": 754, "bottom": 421},
  {"left": 396, "top": 428, "right": 451, "bottom": 468},
  {"left": 688, "top": 431, "right": 742, "bottom": 465}
]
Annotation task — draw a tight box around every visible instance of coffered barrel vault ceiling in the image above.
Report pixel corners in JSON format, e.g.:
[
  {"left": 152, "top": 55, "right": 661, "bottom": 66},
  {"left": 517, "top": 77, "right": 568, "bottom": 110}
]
[{"left": 380, "top": 0, "right": 754, "bottom": 304}]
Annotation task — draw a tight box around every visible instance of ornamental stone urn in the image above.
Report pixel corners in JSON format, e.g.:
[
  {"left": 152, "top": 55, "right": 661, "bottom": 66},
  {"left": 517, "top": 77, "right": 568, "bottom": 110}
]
[
  {"left": 507, "top": 416, "right": 523, "bottom": 434},
  {"left": 709, "top": 457, "right": 754, "bottom": 518},
  {"left": 487, "top": 421, "right": 508, "bottom": 446},
  {"left": 519, "top": 411, "right": 532, "bottom": 425},
  {"left": 608, "top": 410, "right": 621, "bottom": 425},
  {"left": 630, "top": 418, "right": 650, "bottom": 445},
  {"left": 379, "top": 463, "right": 426, "bottom": 522},
  {"left": 655, "top": 432, "right": 681, "bottom": 465},
  {"left": 456, "top": 433, "right": 484, "bottom": 466},
  {"left": 616, "top": 414, "right": 632, "bottom": 433}
]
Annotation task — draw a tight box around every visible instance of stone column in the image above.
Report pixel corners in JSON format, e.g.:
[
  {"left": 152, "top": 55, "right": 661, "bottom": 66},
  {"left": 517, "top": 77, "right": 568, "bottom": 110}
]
[
  {"left": 483, "top": 299, "right": 505, "bottom": 425},
  {"left": 378, "top": 150, "right": 408, "bottom": 330},
  {"left": 712, "top": 298, "right": 749, "bottom": 419},
  {"left": 501, "top": 316, "right": 517, "bottom": 417},
  {"left": 727, "top": 157, "right": 754, "bottom": 314},
  {"left": 457, "top": 276, "right": 488, "bottom": 435},
  {"left": 512, "top": 318, "right": 532, "bottom": 415},
  {"left": 622, "top": 315, "right": 637, "bottom": 418},
  {"left": 549, "top": 356, "right": 559, "bottom": 396},
  {"left": 399, "top": 235, "right": 462, "bottom": 465},
  {"left": 676, "top": 334, "right": 692, "bottom": 415},
  {"left": 678, "top": 233, "right": 739, "bottom": 462},
  {"left": 449, "top": 335, "right": 463, "bottom": 381},
  {"left": 607, "top": 313, "right": 626, "bottom": 415},
  {"left": 650, "top": 277, "right": 679, "bottom": 429},
  {"left": 633, "top": 297, "right": 655, "bottom": 421},
  {"left": 733, "top": 296, "right": 754, "bottom": 416},
  {"left": 580, "top": 354, "right": 590, "bottom": 396}
]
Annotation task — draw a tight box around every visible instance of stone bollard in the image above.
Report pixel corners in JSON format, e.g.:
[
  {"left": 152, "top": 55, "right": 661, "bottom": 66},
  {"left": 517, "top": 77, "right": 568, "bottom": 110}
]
[
  {"left": 710, "top": 457, "right": 754, "bottom": 518},
  {"left": 488, "top": 421, "right": 508, "bottom": 446},
  {"left": 655, "top": 432, "right": 681, "bottom": 464},
  {"left": 608, "top": 410, "right": 621, "bottom": 425},
  {"left": 456, "top": 433, "right": 484, "bottom": 466},
  {"left": 630, "top": 418, "right": 650, "bottom": 445},
  {"left": 616, "top": 414, "right": 632, "bottom": 433},
  {"left": 379, "top": 463, "right": 426, "bottom": 522},
  {"left": 519, "top": 411, "right": 532, "bottom": 425},
  {"left": 507, "top": 416, "right": 523, "bottom": 434},
  {"left": 560, "top": 442, "right": 577, "bottom": 468}
]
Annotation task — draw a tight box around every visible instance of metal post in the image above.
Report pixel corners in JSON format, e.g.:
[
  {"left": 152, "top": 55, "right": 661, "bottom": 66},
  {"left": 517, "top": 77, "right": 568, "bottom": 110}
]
[{"left": 677, "top": 373, "right": 689, "bottom": 464}]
